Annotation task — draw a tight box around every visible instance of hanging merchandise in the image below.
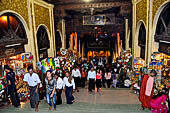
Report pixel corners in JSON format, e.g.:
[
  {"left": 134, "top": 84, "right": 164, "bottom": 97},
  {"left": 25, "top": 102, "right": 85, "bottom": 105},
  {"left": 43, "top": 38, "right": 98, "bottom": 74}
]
[
  {"left": 0, "top": 52, "right": 34, "bottom": 103},
  {"left": 149, "top": 52, "right": 170, "bottom": 98},
  {"left": 134, "top": 58, "right": 145, "bottom": 79}
]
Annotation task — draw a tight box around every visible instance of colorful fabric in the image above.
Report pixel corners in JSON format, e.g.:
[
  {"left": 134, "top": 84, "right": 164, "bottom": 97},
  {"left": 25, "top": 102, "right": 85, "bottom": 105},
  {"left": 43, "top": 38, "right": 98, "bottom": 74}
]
[
  {"left": 139, "top": 74, "right": 153, "bottom": 109},
  {"left": 145, "top": 77, "right": 154, "bottom": 96},
  {"left": 150, "top": 95, "right": 167, "bottom": 113}
]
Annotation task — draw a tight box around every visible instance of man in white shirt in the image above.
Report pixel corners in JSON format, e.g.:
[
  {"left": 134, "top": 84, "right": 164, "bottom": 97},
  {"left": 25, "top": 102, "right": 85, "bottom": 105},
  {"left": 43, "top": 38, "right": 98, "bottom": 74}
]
[
  {"left": 54, "top": 72, "right": 63, "bottom": 105},
  {"left": 87, "top": 67, "right": 96, "bottom": 93},
  {"left": 24, "top": 66, "right": 41, "bottom": 112},
  {"left": 71, "top": 66, "right": 81, "bottom": 92}
]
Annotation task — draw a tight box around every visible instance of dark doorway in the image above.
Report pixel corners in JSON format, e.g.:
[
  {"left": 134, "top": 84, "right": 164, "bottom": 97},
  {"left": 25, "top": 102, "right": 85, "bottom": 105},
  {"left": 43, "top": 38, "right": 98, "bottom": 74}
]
[
  {"left": 138, "top": 23, "right": 146, "bottom": 60},
  {"left": 37, "top": 26, "right": 50, "bottom": 61}
]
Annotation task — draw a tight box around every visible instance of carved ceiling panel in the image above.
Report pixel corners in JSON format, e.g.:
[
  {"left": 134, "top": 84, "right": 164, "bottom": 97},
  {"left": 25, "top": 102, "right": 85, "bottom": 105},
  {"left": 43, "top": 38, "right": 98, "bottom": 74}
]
[{"left": 44, "top": 0, "right": 131, "bottom": 5}]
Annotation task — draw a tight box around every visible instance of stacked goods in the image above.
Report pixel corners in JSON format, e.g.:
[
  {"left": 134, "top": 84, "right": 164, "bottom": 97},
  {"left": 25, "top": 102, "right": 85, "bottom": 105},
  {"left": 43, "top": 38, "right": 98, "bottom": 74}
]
[
  {"left": 134, "top": 58, "right": 145, "bottom": 78},
  {"left": 149, "top": 52, "right": 170, "bottom": 96},
  {"left": 119, "top": 50, "right": 132, "bottom": 68},
  {"left": 16, "top": 76, "right": 29, "bottom": 101}
]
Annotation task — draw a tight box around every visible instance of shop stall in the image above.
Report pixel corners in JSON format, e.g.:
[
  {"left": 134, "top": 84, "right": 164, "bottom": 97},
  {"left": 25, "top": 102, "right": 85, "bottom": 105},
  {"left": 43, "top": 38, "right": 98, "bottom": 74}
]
[
  {"left": 134, "top": 57, "right": 145, "bottom": 79},
  {"left": 0, "top": 53, "right": 33, "bottom": 102},
  {"left": 149, "top": 52, "right": 170, "bottom": 92}
]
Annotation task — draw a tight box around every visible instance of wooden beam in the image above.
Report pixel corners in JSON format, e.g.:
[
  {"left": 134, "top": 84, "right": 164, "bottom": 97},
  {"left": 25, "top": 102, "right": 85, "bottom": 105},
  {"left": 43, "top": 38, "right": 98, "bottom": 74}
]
[{"left": 55, "top": 1, "right": 130, "bottom": 10}]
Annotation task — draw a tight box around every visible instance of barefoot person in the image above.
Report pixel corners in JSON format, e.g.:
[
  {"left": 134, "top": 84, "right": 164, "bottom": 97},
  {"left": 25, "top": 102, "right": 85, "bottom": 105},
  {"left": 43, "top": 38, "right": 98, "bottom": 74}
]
[
  {"left": 24, "top": 66, "right": 41, "bottom": 112},
  {"left": 45, "top": 70, "right": 57, "bottom": 110},
  {"left": 96, "top": 69, "right": 102, "bottom": 93},
  {"left": 63, "top": 72, "right": 75, "bottom": 104},
  {"left": 54, "top": 72, "right": 63, "bottom": 105},
  {"left": 72, "top": 66, "right": 81, "bottom": 92},
  {"left": 139, "top": 70, "right": 156, "bottom": 110},
  {"left": 87, "top": 67, "right": 96, "bottom": 94},
  {"left": 4, "top": 65, "right": 20, "bottom": 108}
]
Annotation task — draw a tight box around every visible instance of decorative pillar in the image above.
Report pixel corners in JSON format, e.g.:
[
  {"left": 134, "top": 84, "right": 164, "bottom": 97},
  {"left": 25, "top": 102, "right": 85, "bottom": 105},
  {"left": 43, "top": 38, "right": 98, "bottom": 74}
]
[
  {"left": 70, "top": 34, "right": 73, "bottom": 50},
  {"left": 125, "top": 19, "right": 129, "bottom": 50},
  {"left": 146, "top": 0, "right": 153, "bottom": 67},
  {"left": 82, "top": 42, "right": 85, "bottom": 58},
  {"left": 62, "top": 19, "right": 66, "bottom": 49},
  {"left": 117, "top": 33, "right": 120, "bottom": 56},
  {"left": 79, "top": 38, "right": 81, "bottom": 57},
  {"left": 132, "top": 0, "right": 137, "bottom": 68},
  {"left": 74, "top": 32, "right": 78, "bottom": 53}
]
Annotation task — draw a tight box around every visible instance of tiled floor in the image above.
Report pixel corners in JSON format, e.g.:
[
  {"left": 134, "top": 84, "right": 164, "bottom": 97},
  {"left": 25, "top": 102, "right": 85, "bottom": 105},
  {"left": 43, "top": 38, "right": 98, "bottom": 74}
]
[{"left": 0, "top": 88, "right": 151, "bottom": 113}]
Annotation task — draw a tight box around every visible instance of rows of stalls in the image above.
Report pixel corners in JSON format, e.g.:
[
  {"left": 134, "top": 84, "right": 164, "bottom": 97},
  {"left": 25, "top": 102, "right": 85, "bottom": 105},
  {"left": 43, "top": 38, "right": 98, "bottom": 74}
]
[{"left": 0, "top": 53, "right": 33, "bottom": 105}]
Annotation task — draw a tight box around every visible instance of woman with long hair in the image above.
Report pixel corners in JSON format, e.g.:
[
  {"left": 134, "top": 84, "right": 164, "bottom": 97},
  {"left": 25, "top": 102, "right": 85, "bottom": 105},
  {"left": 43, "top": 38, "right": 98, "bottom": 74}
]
[
  {"left": 81, "top": 67, "right": 87, "bottom": 88},
  {"left": 96, "top": 69, "right": 102, "bottom": 93},
  {"left": 63, "top": 72, "right": 75, "bottom": 104},
  {"left": 105, "top": 69, "right": 112, "bottom": 88}
]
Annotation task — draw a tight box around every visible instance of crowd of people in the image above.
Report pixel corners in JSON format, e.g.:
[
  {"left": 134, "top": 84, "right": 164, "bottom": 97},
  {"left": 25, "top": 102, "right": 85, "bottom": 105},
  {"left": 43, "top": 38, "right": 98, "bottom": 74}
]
[{"left": 3, "top": 57, "right": 169, "bottom": 113}]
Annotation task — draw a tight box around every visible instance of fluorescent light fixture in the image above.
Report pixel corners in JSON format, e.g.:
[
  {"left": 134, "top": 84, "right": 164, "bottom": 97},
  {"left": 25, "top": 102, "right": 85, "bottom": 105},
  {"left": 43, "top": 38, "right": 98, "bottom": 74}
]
[
  {"left": 5, "top": 43, "right": 21, "bottom": 47},
  {"left": 40, "top": 48, "right": 47, "bottom": 50},
  {"left": 160, "top": 40, "right": 170, "bottom": 44}
]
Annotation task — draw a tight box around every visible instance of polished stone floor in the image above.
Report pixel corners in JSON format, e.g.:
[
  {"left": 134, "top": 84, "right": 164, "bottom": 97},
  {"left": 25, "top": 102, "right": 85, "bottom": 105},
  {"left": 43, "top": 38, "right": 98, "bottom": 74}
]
[{"left": 0, "top": 88, "right": 151, "bottom": 113}]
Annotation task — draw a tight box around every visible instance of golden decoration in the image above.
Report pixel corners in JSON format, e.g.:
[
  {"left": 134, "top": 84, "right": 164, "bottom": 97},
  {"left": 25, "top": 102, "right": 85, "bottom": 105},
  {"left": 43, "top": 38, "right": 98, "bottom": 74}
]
[
  {"left": 0, "top": 0, "right": 29, "bottom": 29},
  {"left": 136, "top": 0, "right": 147, "bottom": 26},
  {"left": 57, "top": 20, "right": 62, "bottom": 32},
  {"left": 152, "top": 0, "right": 169, "bottom": 22},
  {"left": 34, "top": 4, "right": 51, "bottom": 33}
]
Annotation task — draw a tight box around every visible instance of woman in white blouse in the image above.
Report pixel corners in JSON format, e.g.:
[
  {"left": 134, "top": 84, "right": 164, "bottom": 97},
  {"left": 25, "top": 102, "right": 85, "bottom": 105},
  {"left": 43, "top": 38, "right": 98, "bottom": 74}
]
[{"left": 63, "top": 72, "right": 75, "bottom": 104}]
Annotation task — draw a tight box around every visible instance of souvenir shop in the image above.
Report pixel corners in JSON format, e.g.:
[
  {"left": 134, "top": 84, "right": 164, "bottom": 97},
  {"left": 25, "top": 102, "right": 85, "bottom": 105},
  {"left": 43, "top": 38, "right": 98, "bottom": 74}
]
[{"left": 0, "top": 13, "right": 32, "bottom": 105}]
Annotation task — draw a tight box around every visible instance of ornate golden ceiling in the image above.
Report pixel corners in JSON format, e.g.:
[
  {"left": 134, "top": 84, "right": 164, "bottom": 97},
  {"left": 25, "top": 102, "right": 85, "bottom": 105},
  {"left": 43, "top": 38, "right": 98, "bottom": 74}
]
[{"left": 44, "top": 0, "right": 131, "bottom": 5}]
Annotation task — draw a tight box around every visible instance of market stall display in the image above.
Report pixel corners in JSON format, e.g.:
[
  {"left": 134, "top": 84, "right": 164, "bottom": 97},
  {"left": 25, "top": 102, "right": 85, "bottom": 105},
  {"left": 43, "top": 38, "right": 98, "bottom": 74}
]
[
  {"left": 149, "top": 52, "right": 170, "bottom": 91},
  {"left": 0, "top": 53, "right": 33, "bottom": 103},
  {"left": 134, "top": 58, "right": 145, "bottom": 78}
]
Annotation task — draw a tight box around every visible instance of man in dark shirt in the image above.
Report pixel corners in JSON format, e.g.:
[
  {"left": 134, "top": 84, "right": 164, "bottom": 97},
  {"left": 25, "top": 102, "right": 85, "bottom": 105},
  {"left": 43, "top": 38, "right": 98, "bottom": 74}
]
[{"left": 4, "top": 65, "right": 20, "bottom": 107}]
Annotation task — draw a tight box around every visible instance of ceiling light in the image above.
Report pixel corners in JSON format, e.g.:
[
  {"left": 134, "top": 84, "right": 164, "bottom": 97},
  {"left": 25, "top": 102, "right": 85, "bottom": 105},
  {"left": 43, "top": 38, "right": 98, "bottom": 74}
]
[{"left": 84, "top": 0, "right": 91, "bottom": 2}]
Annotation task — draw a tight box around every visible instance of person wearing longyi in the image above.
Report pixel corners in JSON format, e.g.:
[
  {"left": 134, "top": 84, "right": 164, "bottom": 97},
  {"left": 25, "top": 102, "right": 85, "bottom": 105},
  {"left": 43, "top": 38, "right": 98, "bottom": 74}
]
[
  {"left": 87, "top": 67, "right": 96, "bottom": 94},
  {"left": 24, "top": 66, "right": 41, "bottom": 112},
  {"left": 54, "top": 72, "right": 63, "bottom": 105}
]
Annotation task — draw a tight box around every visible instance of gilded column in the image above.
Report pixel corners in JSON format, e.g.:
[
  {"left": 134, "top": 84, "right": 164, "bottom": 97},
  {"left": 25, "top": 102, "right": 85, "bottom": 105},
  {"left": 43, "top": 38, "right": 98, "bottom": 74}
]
[
  {"left": 147, "top": 0, "right": 153, "bottom": 67},
  {"left": 144, "top": 0, "right": 149, "bottom": 66},
  {"left": 62, "top": 19, "right": 66, "bottom": 49},
  {"left": 79, "top": 38, "right": 81, "bottom": 57},
  {"left": 82, "top": 42, "right": 85, "bottom": 58},
  {"left": 125, "top": 19, "right": 129, "bottom": 50},
  {"left": 70, "top": 34, "right": 73, "bottom": 50},
  {"left": 74, "top": 32, "right": 78, "bottom": 53},
  {"left": 132, "top": 0, "right": 137, "bottom": 68}
]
